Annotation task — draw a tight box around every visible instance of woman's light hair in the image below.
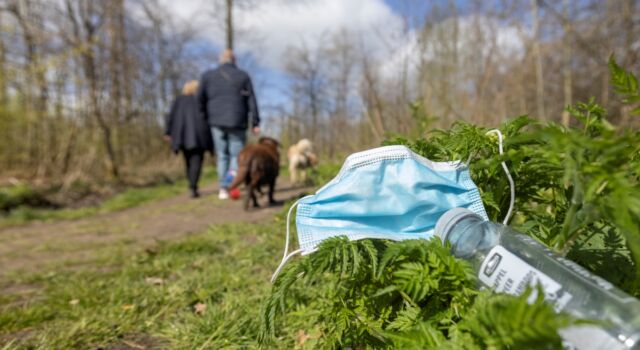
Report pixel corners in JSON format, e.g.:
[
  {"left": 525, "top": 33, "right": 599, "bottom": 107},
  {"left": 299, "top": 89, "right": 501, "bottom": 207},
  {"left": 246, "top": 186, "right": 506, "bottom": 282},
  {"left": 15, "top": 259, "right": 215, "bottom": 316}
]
[{"left": 182, "top": 80, "right": 199, "bottom": 95}]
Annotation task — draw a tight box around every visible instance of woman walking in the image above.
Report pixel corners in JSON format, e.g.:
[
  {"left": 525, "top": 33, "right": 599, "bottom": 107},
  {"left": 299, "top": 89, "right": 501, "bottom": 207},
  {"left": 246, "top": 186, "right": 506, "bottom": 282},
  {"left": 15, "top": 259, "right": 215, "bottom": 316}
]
[{"left": 165, "top": 80, "right": 214, "bottom": 198}]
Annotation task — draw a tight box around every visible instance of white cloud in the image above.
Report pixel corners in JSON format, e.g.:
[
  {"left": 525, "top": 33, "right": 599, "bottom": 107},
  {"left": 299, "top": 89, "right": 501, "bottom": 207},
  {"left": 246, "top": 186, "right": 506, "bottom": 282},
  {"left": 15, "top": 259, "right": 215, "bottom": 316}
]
[
  {"left": 379, "top": 15, "right": 525, "bottom": 83},
  {"left": 156, "top": 0, "right": 405, "bottom": 72},
  {"left": 378, "top": 30, "right": 420, "bottom": 82},
  {"left": 457, "top": 16, "right": 525, "bottom": 60},
  {"left": 158, "top": 0, "right": 210, "bottom": 21}
]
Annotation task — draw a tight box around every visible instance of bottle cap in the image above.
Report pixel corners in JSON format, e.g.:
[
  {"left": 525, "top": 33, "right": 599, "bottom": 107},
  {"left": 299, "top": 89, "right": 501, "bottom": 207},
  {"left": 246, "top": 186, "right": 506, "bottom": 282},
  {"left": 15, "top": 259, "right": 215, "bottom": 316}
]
[{"left": 435, "top": 208, "right": 481, "bottom": 243}]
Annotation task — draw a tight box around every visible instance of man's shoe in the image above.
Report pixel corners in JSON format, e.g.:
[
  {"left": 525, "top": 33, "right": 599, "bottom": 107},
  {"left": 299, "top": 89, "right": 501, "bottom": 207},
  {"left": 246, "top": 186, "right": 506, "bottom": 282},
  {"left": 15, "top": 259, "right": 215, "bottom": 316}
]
[
  {"left": 190, "top": 189, "right": 200, "bottom": 198},
  {"left": 218, "top": 189, "right": 229, "bottom": 200}
]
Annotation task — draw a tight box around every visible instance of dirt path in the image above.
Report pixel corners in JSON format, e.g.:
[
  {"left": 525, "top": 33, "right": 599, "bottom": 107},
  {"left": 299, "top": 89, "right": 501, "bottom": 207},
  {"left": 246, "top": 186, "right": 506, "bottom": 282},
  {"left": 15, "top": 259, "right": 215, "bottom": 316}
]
[{"left": 0, "top": 180, "right": 311, "bottom": 278}]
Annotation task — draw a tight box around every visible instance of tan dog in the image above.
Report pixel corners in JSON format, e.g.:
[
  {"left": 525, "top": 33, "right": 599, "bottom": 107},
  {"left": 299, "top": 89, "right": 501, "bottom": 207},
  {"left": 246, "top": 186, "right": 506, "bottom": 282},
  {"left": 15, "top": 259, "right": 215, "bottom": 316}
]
[
  {"left": 229, "top": 137, "right": 280, "bottom": 210},
  {"left": 287, "top": 139, "right": 318, "bottom": 185}
]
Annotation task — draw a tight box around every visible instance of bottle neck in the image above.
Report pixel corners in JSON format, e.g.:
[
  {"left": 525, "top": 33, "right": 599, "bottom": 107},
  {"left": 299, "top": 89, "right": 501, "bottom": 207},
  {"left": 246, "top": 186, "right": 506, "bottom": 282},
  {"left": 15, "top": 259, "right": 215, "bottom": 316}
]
[{"left": 446, "top": 216, "right": 496, "bottom": 259}]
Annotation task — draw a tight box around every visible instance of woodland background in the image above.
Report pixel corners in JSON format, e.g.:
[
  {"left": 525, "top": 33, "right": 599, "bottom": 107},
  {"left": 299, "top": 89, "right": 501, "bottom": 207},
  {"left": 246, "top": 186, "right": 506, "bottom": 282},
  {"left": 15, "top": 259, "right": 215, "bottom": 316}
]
[{"left": 0, "top": 0, "right": 638, "bottom": 185}]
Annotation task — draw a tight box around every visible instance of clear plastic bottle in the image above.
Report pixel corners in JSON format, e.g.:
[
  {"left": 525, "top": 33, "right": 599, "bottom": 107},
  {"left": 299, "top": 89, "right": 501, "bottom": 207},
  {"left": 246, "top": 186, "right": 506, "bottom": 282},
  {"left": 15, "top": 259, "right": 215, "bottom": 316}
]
[{"left": 435, "top": 208, "right": 640, "bottom": 350}]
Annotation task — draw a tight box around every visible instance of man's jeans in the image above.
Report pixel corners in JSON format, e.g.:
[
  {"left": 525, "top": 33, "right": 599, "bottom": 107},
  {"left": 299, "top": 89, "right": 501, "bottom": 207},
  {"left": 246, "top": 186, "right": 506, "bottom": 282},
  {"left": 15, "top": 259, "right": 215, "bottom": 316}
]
[{"left": 212, "top": 127, "right": 247, "bottom": 189}]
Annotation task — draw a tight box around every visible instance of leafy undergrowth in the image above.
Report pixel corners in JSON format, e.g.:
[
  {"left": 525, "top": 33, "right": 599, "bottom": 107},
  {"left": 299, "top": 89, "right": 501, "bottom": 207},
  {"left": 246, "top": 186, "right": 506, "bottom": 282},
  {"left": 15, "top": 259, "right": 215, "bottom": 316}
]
[
  {"left": 263, "top": 237, "right": 577, "bottom": 349},
  {"left": 262, "top": 59, "right": 640, "bottom": 348},
  {"left": 0, "top": 184, "right": 54, "bottom": 212}
]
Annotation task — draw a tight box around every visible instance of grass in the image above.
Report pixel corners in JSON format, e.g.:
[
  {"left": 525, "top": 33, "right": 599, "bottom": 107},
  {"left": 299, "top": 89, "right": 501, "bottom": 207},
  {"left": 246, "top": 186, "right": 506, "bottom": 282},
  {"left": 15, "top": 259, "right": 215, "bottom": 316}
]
[
  {"left": 0, "top": 169, "right": 217, "bottom": 229},
  {"left": 0, "top": 184, "right": 42, "bottom": 211},
  {"left": 0, "top": 163, "right": 340, "bottom": 349},
  {"left": 0, "top": 219, "right": 310, "bottom": 349}
]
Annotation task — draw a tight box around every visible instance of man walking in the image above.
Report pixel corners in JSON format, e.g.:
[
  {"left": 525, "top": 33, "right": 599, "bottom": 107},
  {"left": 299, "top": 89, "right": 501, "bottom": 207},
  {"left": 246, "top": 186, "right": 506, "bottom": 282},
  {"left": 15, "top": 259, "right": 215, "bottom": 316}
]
[{"left": 198, "top": 49, "right": 260, "bottom": 199}]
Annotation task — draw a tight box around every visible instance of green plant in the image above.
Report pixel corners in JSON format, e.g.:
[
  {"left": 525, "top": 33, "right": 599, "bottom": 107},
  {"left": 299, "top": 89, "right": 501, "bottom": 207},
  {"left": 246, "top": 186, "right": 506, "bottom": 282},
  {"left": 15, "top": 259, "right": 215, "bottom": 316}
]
[
  {"left": 0, "top": 183, "right": 50, "bottom": 212},
  {"left": 263, "top": 237, "right": 579, "bottom": 349},
  {"left": 609, "top": 56, "right": 640, "bottom": 115},
  {"left": 262, "top": 59, "right": 640, "bottom": 348}
]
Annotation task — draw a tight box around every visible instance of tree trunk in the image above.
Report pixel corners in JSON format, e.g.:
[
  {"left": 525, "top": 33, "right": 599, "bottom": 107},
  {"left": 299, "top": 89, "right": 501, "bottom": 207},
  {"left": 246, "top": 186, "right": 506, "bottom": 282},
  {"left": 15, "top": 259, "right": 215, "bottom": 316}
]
[
  {"left": 531, "top": 0, "right": 546, "bottom": 121},
  {"left": 561, "top": 0, "right": 572, "bottom": 126},
  {"left": 108, "top": 0, "right": 126, "bottom": 166},
  {"left": 361, "top": 58, "right": 385, "bottom": 139},
  {"left": 108, "top": 0, "right": 124, "bottom": 120},
  {"left": 309, "top": 78, "right": 318, "bottom": 144},
  {"left": 622, "top": 0, "right": 636, "bottom": 70},
  {"left": 119, "top": 1, "right": 132, "bottom": 121},
  {"left": 0, "top": 11, "right": 6, "bottom": 106},
  {"left": 9, "top": 1, "right": 41, "bottom": 172},
  {"left": 60, "top": 124, "right": 78, "bottom": 176},
  {"left": 78, "top": 2, "right": 120, "bottom": 180},
  {"left": 89, "top": 64, "right": 120, "bottom": 180},
  {"left": 226, "top": 0, "right": 233, "bottom": 49},
  {"left": 12, "top": 2, "right": 49, "bottom": 114}
]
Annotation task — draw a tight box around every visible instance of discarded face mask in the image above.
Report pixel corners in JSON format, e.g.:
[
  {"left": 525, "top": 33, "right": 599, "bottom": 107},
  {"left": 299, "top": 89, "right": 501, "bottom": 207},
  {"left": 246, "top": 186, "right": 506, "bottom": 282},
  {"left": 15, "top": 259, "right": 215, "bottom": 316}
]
[{"left": 271, "top": 142, "right": 502, "bottom": 282}]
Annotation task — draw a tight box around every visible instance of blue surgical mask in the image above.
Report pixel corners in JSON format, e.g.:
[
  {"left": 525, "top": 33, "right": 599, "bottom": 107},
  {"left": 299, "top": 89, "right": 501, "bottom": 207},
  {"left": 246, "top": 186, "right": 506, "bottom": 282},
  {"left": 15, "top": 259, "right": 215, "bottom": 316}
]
[{"left": 272, "top": 133, "right": 514, "bottom": 283}]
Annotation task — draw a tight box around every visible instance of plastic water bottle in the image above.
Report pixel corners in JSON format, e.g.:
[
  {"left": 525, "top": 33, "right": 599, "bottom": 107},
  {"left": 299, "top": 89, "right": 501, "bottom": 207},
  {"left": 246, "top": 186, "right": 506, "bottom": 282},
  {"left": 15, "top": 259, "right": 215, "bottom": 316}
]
[{"left": 435, "top": 208, "right": 640, "bottom": 350}]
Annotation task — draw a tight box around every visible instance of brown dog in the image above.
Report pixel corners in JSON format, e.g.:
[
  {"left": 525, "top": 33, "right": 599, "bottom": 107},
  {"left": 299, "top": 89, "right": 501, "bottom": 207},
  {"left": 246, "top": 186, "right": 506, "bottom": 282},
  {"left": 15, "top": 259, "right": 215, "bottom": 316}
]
[{"left": 229, "top": 137, "right": 280, "bottom": 210}]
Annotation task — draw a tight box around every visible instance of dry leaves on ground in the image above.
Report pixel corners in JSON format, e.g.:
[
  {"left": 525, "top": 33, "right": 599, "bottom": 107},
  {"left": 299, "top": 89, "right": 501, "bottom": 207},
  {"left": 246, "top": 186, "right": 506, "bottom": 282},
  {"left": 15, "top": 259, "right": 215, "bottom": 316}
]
[{"left": 193, "top": 302, "right": 206, "bottom": 315}]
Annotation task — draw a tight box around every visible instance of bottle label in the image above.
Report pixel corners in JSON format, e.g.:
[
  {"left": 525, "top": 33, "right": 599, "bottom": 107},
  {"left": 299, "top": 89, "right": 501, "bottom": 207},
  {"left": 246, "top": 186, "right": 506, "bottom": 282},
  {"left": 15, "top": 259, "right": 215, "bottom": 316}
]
[{"left": 479, "top": 245, "right": 573, "bottom": 311}]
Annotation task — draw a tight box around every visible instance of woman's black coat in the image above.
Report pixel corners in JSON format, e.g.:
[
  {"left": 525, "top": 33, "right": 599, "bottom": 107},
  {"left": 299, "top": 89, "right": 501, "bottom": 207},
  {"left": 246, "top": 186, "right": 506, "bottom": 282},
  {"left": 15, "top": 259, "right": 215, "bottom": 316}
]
[{"left": 165, "top": 95, "right": 214, "bottom": 153}]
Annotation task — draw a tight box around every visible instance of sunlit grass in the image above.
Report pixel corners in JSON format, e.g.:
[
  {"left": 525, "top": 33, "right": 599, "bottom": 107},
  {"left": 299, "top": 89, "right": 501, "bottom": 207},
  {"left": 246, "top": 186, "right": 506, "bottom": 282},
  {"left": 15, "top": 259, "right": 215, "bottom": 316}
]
[
  {"left": 0, "top": 163, "right": 341, "bottom": 348},
  {"left": 0, "top": 221, "right": 307, "bottom": 349}
]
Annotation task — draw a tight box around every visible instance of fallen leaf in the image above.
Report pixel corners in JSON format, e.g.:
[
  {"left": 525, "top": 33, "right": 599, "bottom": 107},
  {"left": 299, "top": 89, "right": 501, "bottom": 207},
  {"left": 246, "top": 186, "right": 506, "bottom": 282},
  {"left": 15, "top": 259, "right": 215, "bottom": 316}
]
[
  {"left": 193, "top": 302, "right": 206, "bottom": 315},
  {"left": 122, "top": 304, "right": 135, "bottom": 311},
  {"left": 145, "top": 277, "right": 165, "bottom": 285},
  {"left": 69, "top": 299, "right": 79, "bottom": 306},
  {"left": 296, "top": 329, "right": 311, "bottom": 346}
]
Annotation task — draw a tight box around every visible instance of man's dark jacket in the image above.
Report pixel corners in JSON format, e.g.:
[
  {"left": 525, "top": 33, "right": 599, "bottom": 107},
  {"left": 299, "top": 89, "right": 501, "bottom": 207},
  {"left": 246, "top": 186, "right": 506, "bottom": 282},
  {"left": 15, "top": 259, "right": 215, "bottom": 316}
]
[
  {"left": 197, "top": 63, "right": 260, "bottom": 130},
  {"left": 165, "top": 95, "right": 214, "bottom": 153}
]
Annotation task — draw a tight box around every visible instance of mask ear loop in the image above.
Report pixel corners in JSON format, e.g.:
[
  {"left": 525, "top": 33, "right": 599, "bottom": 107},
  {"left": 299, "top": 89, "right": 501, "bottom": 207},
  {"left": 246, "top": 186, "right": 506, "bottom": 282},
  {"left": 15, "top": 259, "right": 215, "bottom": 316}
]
[
  {"left": 485, "top": 129, "right": 515, "bottom": 225},
  {"left": 270, "top": 196, "right": 311, "bottom": 283}
]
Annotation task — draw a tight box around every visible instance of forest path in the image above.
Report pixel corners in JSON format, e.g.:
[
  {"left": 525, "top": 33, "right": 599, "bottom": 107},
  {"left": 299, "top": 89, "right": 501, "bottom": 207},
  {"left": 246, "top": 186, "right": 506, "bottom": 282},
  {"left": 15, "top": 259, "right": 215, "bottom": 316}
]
[{"left": 0, "top": 179, "right": 310, "bottom": 279}]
